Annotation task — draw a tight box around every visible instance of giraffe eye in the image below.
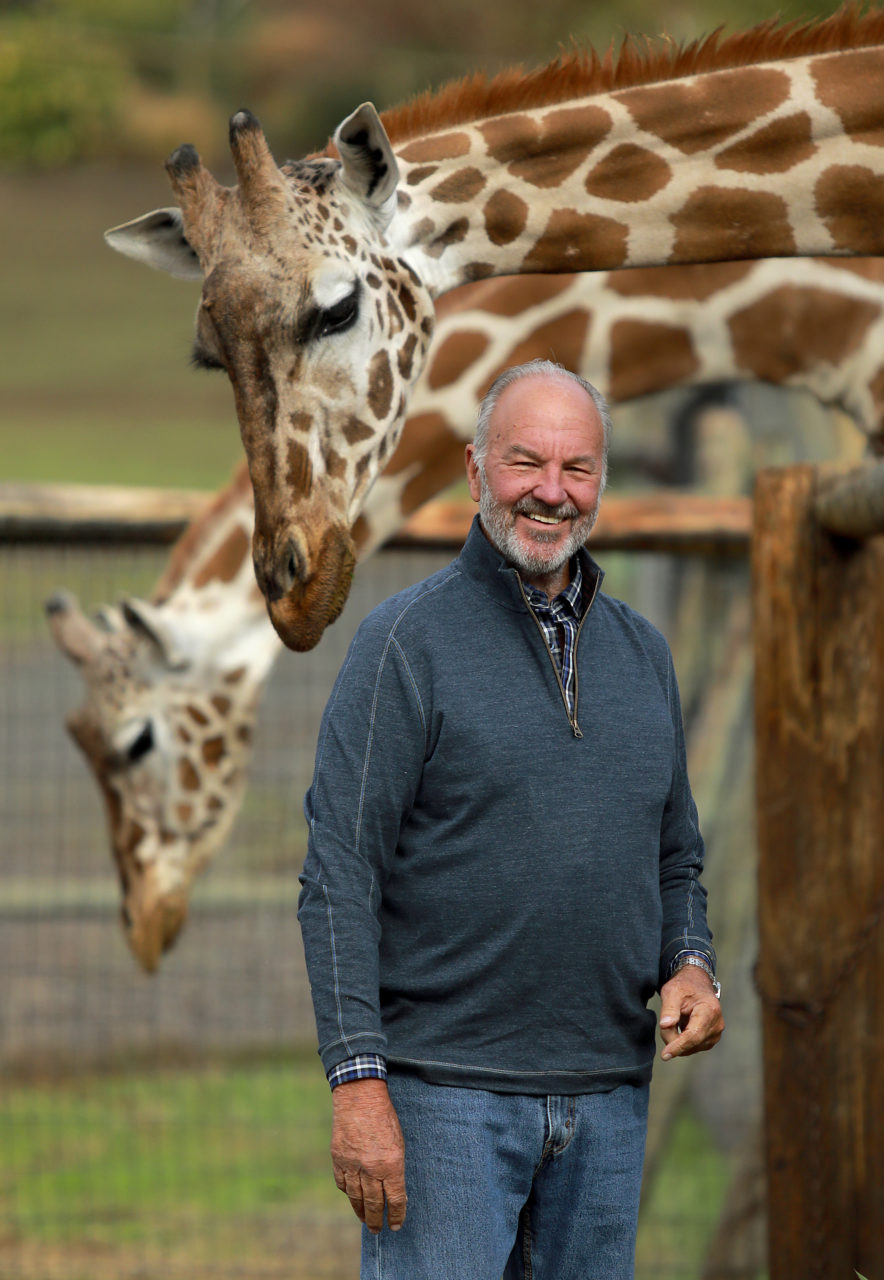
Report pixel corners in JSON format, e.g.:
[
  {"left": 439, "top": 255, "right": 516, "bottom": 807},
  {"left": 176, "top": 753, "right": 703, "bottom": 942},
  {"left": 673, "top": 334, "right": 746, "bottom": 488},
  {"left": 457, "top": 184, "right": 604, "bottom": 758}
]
[
  {"left": 316, "top": 283, "right": 360, "bottom": 338},
  {"left": 126, "top": 721, "right": 155, "bottom": 764}
]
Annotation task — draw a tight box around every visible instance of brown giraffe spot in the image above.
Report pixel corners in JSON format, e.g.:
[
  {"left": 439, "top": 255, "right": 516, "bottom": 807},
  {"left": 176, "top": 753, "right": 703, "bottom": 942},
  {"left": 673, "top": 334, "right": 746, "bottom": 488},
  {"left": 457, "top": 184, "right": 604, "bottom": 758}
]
[
  {"left": 480, "top": 107, "right": 611, "bottom": 189},
  {"left": 816, "top": 166, "right": 884, "bottom": 254},
  {"left": 584, "top": 144, "right": 671, "bottom": 203},
  {"left": 605, "top": 260, "right": 753, "bottom": 301},
  {"left": 176, "top": 727, "right": 192, "bottom": 745},
  {"left": 614, "top": 68, "right": 790, "bottom": 155},
  {"left": 398, "top": 283, "right": 417, "bottom": 321},
  {"left": 463, "top": 262, "right": 495, "bottom": 281},
  {"left": 522, "top": 209, "right": 628, "bottom": 271},
  {"left": 286, "top": 441, "right": 313, "bottom": 497},
  {"left": 350, "top": 513, "right": 370, "bottom": 552},
  {"left": 342, "top": 415, "right": 375, "bottom": 445},
  {"left": 427, "top": 331, "right": 491, "bottom": 390},
  {"left": 342, "top": 235, "right": 358, "bottom": 253},
  {"left": 430, "top": 166, "right": 487, "bottom": 204},
  {"left": 398, "top": 333, "right": 419, "bottom": 380},
  {"left": 223, "top": 666, "right": 247, "bottom": 685},
  {"left": 399, "top": 132, "right": 472, "bottom": 163},
  {"left": 366, "top": 272, "right": 382, "bottom": 289},
  {"left": 426, "top": 218, "right": 470, "bottom": 258},
  {"left": 192, "top": 525, "right": 250, "bottom": 590},
  {"left": 236, "top": 724, "right": 253, "bottom": 744},
  {"left": 368, "top": 349, "right": 394, "bottom": 420},
  {"left": 202, "top": 736, "right": 226, "bottom": 767},
  {"left": 178, "top": 759, "right": 200, "bottom": 791},
  {"left": 326, "top": 448, "right": 347, "bottom": 479},
  {"left": 816, "top": 259, "right": 884, "bottom": 285},
  {"left": 399, "top": 133, "right": 473, "bottom": 163},
  {"left": 186, "top": 705, "right": 210, "bottom": 726},
  {"left": 671, "top": 188, "right": 795, "bottom": 262},
  {"left": 608, "top": 320, "right": 700, "bottom": 402},
  {"left": 716, "top": 112, "right": 816, "bottom": 175},
  {"left": 354, "top": 452, "right": 373, "bottom": 484},
  {"left": 476, "top": 310, "right": 592, "bottom": 398},
  {"left": 483, "top": 189, "right": 529, "bottom": 246},
  {"left": 288, "top": 409, "right": 312, "bottom": 431},
  {"left": 207, "top": 794, "right": 224, "bottom": 811},
  {"left": 464, "top": 274, "right": 575, "bottom": 317},
  {"left": 175, "top": 803, "right": 193, "bottom": 823},
  {"left": 728, "top": 285, "right": 881, "bottom": 381},
  {"left": 812, "top": 49, "right": 884, "bottom": 147},
  {"left": 210, "top": 695, "right": 231, "bottom": 716},
  {"left": 407, "top": 165, "right": 439, "bottom": 186}
]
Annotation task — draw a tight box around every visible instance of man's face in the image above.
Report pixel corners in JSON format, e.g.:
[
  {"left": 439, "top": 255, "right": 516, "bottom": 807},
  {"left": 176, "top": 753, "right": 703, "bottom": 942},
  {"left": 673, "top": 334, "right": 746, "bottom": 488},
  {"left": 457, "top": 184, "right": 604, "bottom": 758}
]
[{"left": 465, "top": 374, "right": 606, "bottom": 591}]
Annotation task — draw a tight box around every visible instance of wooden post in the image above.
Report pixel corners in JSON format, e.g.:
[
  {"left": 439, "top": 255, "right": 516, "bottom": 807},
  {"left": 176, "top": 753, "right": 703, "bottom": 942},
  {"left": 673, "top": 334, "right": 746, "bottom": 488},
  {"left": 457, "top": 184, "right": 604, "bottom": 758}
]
[{"left": 753, "top": 466, "right": 884, "bottom": 1280}]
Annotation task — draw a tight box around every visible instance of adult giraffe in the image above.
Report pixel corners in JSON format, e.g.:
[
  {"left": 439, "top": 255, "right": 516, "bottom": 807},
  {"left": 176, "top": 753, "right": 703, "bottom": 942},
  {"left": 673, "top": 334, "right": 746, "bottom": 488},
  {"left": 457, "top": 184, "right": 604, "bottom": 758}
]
[
  {"left": 50, "top": 253, "right": 881, "bottom": 970},
  {"left": 104, "top": 8, "right": 884, "bottom": 650}
]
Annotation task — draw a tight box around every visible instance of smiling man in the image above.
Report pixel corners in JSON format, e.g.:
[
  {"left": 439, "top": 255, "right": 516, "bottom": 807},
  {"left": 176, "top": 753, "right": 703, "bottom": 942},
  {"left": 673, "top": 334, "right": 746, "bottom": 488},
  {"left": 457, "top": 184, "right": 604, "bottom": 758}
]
[{"left": 298, "top": 359, "right": 724, "bottom": 1280}]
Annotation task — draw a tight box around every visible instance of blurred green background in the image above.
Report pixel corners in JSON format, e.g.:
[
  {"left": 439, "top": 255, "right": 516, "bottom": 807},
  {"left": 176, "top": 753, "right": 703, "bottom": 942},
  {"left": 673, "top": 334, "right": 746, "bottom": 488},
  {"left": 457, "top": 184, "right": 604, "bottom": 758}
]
[{"left": 0, "top": 0, "right": 841, "bottom": 492}]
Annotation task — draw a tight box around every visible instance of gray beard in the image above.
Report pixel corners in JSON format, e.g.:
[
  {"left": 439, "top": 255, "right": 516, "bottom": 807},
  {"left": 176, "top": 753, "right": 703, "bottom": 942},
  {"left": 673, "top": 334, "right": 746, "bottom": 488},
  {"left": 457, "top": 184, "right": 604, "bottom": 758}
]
[{"left": 478, "top": 485, "right": 599, "bottom": 581}]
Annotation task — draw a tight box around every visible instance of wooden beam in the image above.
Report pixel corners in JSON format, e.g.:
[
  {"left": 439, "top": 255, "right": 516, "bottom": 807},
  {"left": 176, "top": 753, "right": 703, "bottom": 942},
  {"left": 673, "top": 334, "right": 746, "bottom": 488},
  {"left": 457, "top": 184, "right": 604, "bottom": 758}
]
[
  {"left": 752, "top": 466, "right": 884, "bottom": 1280},
  {"left": 0, "top": 482, "right": 752, "bottom": 556},
  {"left": 392, "top": 492, "right": 751, "bottom": 555},
  {"left": 815, "top": 459, "right": 884, "bottom": 538}
]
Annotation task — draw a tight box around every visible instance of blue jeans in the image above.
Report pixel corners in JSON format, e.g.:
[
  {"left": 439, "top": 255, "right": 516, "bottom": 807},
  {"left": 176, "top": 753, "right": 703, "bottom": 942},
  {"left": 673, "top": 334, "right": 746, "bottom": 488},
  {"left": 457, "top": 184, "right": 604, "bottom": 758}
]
[{"left": 361, "top": 1074, "right": 650, "bottom": 1280}]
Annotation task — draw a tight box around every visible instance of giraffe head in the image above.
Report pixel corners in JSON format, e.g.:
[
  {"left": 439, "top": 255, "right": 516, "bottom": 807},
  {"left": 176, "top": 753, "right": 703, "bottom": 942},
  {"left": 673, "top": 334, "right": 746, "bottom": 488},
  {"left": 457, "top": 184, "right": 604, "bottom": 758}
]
[
  {"left": 46, "top": 590, "right": 266, "bottom": 972},
  {"left": 105, "top": 106, "right": 435, "bottom": 651}
]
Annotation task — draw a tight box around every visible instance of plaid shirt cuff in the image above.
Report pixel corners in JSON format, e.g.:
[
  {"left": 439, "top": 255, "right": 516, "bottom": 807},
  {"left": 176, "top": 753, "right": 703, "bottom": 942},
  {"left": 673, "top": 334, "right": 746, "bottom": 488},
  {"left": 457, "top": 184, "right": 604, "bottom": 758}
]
[{"left": 326, "top": 1054, "right": 388, "bottom": 1090}]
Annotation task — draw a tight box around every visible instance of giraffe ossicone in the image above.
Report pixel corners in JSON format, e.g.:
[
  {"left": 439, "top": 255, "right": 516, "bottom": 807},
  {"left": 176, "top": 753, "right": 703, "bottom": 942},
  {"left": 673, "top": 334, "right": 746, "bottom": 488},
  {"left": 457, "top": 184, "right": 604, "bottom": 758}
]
[{"left": 104, "top": 8, "right": 884, "bottom": 649}]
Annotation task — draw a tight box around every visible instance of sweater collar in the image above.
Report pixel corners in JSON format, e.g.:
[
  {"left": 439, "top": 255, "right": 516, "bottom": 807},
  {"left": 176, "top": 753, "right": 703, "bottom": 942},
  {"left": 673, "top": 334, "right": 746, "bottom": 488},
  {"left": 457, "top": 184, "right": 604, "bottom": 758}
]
[{"left": 457, "top": 515, "right": 605, "bottom": 613}]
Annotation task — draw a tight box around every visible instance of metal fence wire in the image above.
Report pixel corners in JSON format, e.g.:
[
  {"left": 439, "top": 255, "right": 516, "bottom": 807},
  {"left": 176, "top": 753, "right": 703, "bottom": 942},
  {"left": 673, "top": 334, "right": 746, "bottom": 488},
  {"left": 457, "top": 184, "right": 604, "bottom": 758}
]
[{"left": 0, "top": 534, "right": 763, "bottom": 1280}]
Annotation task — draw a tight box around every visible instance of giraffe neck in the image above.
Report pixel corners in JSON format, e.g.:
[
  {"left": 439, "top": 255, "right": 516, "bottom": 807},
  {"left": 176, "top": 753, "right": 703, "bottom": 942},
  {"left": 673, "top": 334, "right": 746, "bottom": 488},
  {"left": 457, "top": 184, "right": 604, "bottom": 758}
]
[{"left": 384, "top": 43, "right": 884, "bottom": 294}]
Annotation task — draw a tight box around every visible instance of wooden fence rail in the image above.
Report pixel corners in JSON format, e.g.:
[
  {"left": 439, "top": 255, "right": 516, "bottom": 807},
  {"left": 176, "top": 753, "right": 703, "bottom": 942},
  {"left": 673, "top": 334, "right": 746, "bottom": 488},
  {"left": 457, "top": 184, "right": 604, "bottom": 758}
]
[{"left": 0, "top": 482, "right": 752, "bottom": 556}]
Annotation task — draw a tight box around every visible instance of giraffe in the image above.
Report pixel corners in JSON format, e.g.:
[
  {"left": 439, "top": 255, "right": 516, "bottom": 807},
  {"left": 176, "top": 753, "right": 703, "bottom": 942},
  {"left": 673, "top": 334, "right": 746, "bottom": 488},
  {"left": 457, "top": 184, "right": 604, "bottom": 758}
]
[
  {"left": 50, "top": 252, "right": 883, "bottom": 970},
  {"left": 102, "top": 8, "right": 884, "bottom": 651}
]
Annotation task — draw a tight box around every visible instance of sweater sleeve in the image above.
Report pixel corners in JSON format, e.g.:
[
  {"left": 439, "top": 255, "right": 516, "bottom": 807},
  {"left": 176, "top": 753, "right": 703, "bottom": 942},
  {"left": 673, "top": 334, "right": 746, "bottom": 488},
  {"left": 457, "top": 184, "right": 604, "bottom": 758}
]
[
  {"left": 297, "top": 618, "right": 427, "bottom": 1074},
  {"left": 657, "top": 649, "right": 716, "bottom": 990}
]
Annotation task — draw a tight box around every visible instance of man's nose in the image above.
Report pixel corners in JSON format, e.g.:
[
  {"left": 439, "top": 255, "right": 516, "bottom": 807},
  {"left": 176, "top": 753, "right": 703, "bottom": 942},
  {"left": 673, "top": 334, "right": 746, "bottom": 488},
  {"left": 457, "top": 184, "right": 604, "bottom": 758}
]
[{"left": 532, "top": 469, "right": 567, "bottom": 507}]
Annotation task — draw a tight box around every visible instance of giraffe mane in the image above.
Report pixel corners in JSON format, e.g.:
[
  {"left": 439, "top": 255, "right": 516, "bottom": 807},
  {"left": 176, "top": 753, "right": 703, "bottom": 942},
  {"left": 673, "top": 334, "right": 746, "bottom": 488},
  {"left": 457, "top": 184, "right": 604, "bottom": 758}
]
[
  {"left": 318, "top": 3, "right": 884, "bottom": 152},
  {"left": 151, "top": 462, "right": 252, "bottom": 604}
]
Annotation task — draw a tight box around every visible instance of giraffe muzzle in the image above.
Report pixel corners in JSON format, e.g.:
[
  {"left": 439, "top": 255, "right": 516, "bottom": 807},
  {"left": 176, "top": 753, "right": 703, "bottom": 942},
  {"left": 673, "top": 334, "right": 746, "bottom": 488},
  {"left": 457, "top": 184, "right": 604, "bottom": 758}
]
[{"left": 264, "top": 524, "right": 356, "bottom": 652}]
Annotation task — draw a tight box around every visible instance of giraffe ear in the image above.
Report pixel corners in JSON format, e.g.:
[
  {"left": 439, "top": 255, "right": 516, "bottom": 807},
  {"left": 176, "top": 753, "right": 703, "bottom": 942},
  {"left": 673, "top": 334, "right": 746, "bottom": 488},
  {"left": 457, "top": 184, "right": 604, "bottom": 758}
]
[
  {"left": 121, "top": 598, "right": 190, "bottom": 671},
  {"left": 104, "top": 208, "right": 203, "bottom": 281},
  {"left": 334, "top": 103, "right": 399, "bottom": 223}
]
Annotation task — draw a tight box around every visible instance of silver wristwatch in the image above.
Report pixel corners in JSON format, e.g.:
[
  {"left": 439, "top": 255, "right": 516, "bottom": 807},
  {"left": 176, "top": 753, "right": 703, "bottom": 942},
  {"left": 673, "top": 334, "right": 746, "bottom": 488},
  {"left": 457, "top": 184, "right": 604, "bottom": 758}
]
[{"left": 671, "top": 953, "right": 721, "bottom": 999}]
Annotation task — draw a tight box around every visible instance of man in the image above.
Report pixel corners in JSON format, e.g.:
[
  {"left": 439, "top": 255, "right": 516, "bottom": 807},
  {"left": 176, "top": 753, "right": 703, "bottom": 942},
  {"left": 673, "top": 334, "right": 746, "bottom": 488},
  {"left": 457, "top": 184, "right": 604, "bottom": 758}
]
[{"left": 298, "top": 359, "right": 724, "bottom": 1279}]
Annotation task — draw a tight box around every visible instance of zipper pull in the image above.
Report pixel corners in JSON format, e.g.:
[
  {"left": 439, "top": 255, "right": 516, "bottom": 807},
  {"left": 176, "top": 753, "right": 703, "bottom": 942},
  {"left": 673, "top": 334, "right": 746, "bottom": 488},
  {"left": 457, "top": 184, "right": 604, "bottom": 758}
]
[{"left": 571, "top": 720, "right": 583, "bottom": 739}]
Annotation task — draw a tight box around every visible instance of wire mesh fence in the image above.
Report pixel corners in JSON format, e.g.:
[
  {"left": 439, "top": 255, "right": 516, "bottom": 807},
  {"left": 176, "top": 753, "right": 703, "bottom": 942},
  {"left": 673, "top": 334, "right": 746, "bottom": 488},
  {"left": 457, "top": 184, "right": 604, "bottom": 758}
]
[{"left": 0, "top": 531, "right": 762, "bottom": 1280}]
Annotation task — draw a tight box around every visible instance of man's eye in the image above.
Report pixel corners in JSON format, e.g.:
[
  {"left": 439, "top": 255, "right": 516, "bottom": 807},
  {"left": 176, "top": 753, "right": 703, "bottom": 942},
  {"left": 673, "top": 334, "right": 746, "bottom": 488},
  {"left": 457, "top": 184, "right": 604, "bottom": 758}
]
[{"left": 317, "top": 285, "right": 360, "bottom": 338}]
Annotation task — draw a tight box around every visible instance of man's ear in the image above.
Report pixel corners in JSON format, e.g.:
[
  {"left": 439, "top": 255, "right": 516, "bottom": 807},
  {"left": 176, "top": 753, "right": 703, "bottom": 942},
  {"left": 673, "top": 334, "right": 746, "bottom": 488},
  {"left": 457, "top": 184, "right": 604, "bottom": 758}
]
[{"left": 465, "top": 444, "right": 482, "bottom": 503}]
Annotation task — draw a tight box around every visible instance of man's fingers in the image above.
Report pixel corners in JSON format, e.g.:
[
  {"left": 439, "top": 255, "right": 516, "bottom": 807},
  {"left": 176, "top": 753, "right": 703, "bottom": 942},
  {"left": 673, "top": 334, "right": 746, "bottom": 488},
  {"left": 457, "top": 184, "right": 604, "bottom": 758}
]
[
  {"left": 334, "top": 1166, "right": 408, "bottom": 1234},
  {"left": 384, "top": 1173, "right": 408, "bottom": 1231}
]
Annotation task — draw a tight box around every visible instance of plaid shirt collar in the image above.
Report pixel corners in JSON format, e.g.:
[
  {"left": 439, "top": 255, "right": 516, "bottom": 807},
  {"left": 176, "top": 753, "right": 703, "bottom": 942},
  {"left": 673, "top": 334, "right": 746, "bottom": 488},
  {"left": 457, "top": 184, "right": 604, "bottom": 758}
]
[{"left": 521, "top": 558, "right": 585, "bottom": 715}]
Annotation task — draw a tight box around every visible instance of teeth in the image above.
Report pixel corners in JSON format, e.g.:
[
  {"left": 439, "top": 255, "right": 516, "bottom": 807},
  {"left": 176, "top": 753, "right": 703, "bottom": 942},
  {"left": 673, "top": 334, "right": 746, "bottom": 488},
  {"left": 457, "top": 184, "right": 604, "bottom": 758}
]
[{"left": 526, "top": 513, "right": 561, "bottom": 525}]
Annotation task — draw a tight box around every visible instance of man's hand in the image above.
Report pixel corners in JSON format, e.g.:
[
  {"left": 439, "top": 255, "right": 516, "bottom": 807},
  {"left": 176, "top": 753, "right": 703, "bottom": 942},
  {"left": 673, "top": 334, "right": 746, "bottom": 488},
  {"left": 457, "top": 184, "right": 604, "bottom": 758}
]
[
  {"left": 330, "top": 1078, "right": 407, "bottom": 1234},
  {"left": 659, "top": 966, "right": 725, "bottom": 1061}
]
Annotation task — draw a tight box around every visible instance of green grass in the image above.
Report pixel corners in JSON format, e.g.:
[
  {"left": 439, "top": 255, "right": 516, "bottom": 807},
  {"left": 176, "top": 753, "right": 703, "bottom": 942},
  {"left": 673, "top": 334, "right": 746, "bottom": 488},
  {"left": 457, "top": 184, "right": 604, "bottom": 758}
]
[
  {"left": 0, "top": 1051, "right": 735, "bottom": 1278},
  {"left": 1, "top": 1053, "right": 337, "bottom": 1251}
]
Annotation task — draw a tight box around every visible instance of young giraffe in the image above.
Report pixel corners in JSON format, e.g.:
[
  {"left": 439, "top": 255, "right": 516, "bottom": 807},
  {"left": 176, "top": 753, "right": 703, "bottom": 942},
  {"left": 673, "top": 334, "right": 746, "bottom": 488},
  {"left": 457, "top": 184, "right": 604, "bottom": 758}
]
[
  {"left": 50, "top": 253, "right": 883, "bottom": 970},
  {"left": 103, "top": 9, "right": 884, "bottom": 651}
]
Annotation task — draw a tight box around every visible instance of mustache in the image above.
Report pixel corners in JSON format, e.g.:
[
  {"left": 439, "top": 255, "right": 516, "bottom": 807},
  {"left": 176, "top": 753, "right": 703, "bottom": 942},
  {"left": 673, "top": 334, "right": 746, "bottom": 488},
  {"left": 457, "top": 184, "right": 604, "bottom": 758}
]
[{"left": 512, "top": 497, "right": 580, "bottom": 520}]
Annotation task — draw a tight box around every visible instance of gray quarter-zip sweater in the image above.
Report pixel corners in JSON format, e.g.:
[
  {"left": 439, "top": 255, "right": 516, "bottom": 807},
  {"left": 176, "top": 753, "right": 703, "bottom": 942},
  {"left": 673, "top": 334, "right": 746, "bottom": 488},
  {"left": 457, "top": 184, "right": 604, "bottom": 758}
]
[{"left": 298, "top": 517, "right": 714, "bottom": 1094}]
